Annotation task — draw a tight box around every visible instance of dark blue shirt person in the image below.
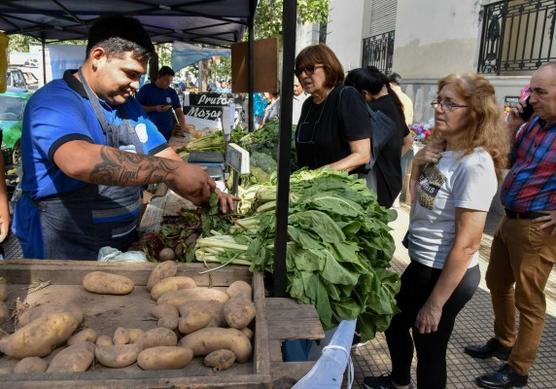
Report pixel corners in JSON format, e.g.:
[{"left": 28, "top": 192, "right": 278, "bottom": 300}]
[{"left": 137, "top": 66, "right": 189, "bottom": 140}]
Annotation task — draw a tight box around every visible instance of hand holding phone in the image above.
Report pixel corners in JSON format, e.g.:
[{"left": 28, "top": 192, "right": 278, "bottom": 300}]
[{"left": 519, "top": 97, "right": 534, "bottom": 121}]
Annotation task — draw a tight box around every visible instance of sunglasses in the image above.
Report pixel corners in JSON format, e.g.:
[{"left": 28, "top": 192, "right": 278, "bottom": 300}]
[{"left": 294, "top": 64, "right": 325, "bottom": 78}]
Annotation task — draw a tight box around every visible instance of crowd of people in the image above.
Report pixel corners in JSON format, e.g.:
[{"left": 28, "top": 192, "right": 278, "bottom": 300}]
[
  {"left": 292, "top": 43, "right": 554, "bottom": 389},
  {"left": 0, "top": 13, "right": 553, "bottom": 389}
]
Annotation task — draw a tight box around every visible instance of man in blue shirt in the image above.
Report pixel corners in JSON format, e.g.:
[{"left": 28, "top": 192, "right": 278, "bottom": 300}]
[
  {"left": 12, "top": 15, "right": 234, "bottom": 260},
  {"left": 137, "top": 66, "right": 188, "bottom": 140}
]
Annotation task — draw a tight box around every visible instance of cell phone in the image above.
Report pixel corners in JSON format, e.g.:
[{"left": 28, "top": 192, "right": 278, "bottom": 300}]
[{"left": 519, "top": 96, "right": 534, "bottom": 121}]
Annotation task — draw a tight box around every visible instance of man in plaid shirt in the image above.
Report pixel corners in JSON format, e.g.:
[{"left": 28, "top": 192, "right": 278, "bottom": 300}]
[{"left": 465, "top": 63, "right": 556, "bottom": 388}]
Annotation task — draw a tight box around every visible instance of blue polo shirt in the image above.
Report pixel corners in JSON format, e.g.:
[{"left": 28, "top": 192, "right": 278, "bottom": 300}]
[
  {"left": 13, "top": 70, "right": 168, "bottom": 258},
  {"left": 136, "top": 83, "right": 181, "bottom": 140}
]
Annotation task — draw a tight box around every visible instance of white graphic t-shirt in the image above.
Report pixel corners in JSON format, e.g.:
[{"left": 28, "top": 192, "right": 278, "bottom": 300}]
[{"left": 408, "top": 148, "right": 497, "bottom": 269}]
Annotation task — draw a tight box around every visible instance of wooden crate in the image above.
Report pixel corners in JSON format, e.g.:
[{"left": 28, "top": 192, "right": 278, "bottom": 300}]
[{"left": 0, "top": 260, "right": 279, "bottom": 388}]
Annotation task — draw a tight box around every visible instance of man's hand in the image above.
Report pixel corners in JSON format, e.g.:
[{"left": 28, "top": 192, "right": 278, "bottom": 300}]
[
  {"left": 166, "top": 163, "right": 215, "bottom": 206},
  {"left": 216, "top": 189, "right": 239, "bottom": 214},
  {"left": 506, "top": 100, "right": 527, "bottom": 132},
  {"left": 535, "top": 211, "right": 556, "bottom": 236}
]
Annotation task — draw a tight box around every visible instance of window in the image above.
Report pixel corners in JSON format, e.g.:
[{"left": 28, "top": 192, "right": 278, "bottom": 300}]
[
  {"left": 478, "top": 0, "right": 555, "bottom": 74},
  {"left": 361, "top": 0, "right": 398, "bottom": 73}
]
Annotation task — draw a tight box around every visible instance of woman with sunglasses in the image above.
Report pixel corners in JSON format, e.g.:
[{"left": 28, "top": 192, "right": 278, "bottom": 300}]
[
  {"left": 344, "top": 66, "right": 413, "bottom": 208},
  {"left": 364, "top": 74, "right": 508, "bottom": 389},
  {"left": 294, "top": 44, "right": 371, "bottom": 173}
]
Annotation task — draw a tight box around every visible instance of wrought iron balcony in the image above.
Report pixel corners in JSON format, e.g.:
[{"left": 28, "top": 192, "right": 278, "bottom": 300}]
[
  {"left": 362, "top": 31, "right": 395, "bottom": 74},
  {"left": 478, "top": 0, "right": 556, "bottom": 74}
]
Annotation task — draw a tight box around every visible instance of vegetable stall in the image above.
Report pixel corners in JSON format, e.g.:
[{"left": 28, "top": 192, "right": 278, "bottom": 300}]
[{"left": 0, "top": 0, "right": 400, "bottom": 387}]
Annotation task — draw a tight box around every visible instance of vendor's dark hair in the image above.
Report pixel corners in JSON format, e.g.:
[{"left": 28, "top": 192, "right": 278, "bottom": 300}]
[
  {"left": 158, "top": 66, "right": 175, "bottom": 77},
  {"left": 86, "top": 15, "right": 155, "bottom": 60},
  {"left": 345, "top": 66, "right": 404, "bottom": 115}
]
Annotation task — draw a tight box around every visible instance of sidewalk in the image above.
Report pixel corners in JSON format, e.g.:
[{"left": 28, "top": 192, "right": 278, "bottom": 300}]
[{"left": 352, "top": 206, "right": 556, "bottom": 388}]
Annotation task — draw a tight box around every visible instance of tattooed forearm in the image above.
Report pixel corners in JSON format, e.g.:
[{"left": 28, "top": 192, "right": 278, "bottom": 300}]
[{"left": 89, "top": 146, "right": 178, "bottom": 186}]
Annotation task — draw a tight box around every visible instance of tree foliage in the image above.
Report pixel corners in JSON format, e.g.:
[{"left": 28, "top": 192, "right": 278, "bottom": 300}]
[
  {"left": 254, "top": 0, "right": 328, "bottom": 40},
  {"left": 7, "top": 34, "right": 34, "bottom": 53}
]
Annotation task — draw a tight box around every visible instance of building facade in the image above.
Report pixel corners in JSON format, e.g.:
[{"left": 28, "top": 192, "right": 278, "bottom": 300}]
[{"left": 326, "top": 0, "right": 551, "bottom": 123}]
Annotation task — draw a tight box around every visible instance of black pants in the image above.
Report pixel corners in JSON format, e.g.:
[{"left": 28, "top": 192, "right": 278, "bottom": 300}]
[{"left": 386, "top": 260, "right": 480, "bottom": 389}]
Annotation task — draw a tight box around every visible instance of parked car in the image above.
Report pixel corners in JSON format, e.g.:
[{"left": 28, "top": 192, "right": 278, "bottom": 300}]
[
  {"left": 6, "top": 68, "right": 29, "bottom": 91},
  {"left": 22, "top": 71, "right": 39, "bottom": 90},
  {"left": 0, "top": 88, "right": 32, "bottom": 165},
  {"left": 23, "top": 59, "right": 39, "bottom": 68}
]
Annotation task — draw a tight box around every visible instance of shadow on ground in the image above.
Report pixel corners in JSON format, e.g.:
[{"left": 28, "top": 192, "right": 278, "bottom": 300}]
[{"left": 352, "top": 257, "right": 556, "bottom": 388}]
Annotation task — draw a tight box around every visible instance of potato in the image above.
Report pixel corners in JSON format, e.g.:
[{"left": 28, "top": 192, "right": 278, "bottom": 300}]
[
  {"left": 147, "top": 261, "right": 177, "bottom": 291},
  {"left": 95, "top": 343, "right": 140, "bottom": 368},
  {"left": 68, "top": 328, "right": 97, "bottom": 346},
  {"left": 150, "top": 276, "right": 196, "bottom": 300},
  {"left": 139, "top": 327, "right": 177, "bottom": 349},
  {"left": 204, "top": 349, "right": 236, "bottom": 371},
  {"left": 223, "top": 296, "right": 256, "bottom": 330},
  {"left": 46, "top": 342, "right": 95, "bottom": 373},
  {"left": 0, "top": 277, "right": 7, "bottom": 301},
  {"left": 13, "top": 357, "right": 47, "bottom": 374},
  {"left": 241, "top": 327, "right": 253, "bottom": 340},
  {"left": 137, "top": 346, "right": 193, "bottom": 370},
  {"left": 226, "top": 280, "right": 252, "bottom": 300},
  {"left": 151, "top": 304, "right": 178, "bottom": 330},
  {"left": 0, "top": 312, "right": 80, "bottom": 358},
  {"left": 158, "top": 248, "right": 176, "bottom": 262},
  {"left": 158, "top": 287, "right": 229, "bottom": 307},
  {"left": 82, "top": 271, "right": 134, "bottom": 295},
  {"left": 178, "top": 300, "right": 224, "bottom": 327},
  {"left": 0, "top": 302, "right": 9, "bottom": 325},
  {"left": 18, "top": 303, "right": 83, "bottom": 328},
  {"left": 128, "top": 328, "right": 144, "bottom": 343},
  {"left": 96, "top": 335, "right": 113, "bottom": 347},
  {"left": 178, "top": 311, "right": 212, "bottom": 335},
  {"left": 179, "top": 328, "right": 252, "bottom": 363},
  {"left": 113, "top": 327, "right": 130, "bottom": 345}
]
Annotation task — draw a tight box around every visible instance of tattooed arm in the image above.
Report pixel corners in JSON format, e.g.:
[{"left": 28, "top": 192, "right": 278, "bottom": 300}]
[{"left": 53, "top": 140, "right": 214, "bottom": 205}]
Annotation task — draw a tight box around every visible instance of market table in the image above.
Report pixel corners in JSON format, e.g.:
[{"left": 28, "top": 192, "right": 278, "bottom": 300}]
[{"left": 0, "top": 260, "right": 323, "bottom": 388}]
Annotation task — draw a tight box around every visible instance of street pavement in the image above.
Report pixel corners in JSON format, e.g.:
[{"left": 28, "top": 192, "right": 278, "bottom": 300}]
[{"left": 352, "top": 206, "right": 556, "bottom": 388}]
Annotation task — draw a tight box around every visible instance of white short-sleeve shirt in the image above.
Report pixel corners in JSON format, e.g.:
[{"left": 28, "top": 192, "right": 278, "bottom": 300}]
[{"left": 408, "top": 148, "right": 497, "bottom": 269}]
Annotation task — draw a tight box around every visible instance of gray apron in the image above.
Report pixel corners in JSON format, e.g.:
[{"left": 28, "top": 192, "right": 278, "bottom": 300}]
[{"left": 35, "top": 69, "right": 145, "bottom": 259}]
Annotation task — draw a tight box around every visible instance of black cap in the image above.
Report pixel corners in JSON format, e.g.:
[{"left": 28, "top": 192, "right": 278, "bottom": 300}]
[{"left": 86, "top": 15, "right": 154, "bottom": 55}]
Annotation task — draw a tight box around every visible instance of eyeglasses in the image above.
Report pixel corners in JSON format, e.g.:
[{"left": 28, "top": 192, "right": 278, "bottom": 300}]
[
  {"left": 431, "top": 99, "right": 469, "bottom": 112},
  {"left": 294, "top": 64, "right": 325, "bottom": 78}
]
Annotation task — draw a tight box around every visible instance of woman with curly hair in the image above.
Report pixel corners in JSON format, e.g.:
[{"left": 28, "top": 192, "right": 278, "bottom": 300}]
[{"left": 364, "top": 73, "right": 509, "bottom": 389}]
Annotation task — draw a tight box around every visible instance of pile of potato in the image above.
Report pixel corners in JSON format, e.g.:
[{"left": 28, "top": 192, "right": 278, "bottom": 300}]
[
  {"left": 0, "top": 261, "right": 256, "bottom": 374},
  {"left": 147, "top": 261, "right": 256, "bottom": 370}
]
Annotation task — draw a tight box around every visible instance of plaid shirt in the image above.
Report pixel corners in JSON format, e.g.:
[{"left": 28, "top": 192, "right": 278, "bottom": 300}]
[{"left": 501, "top": 116, "right": 556, "bottom": 212}]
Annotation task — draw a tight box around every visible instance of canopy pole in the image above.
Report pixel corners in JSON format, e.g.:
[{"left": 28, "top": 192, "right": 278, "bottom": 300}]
[
  {"left": 247, "top": 0, "right": 256, "bottom": 132},
  {"left": 272, "top": 0, "right": 297, "bottom": 297},
  {"left": 41, "top": 33, "right": 46, "bottom": 85}
]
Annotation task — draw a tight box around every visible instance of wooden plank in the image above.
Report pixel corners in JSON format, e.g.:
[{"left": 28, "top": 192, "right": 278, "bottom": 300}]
[
  {"left": 269, "top": 340, "right": 283, "bottom": 362},
  {"left": 0, "top": 373, "right": 273, "bottom": 389},
  {"left": 0, "top": 260, "right": 251, "bottom": 287},
  {"left": 266, "top": 298, "right": 325, "bottom": 341},
  {"left": 271, "top": 362, "right": 314, "bottom": 389},
  {"left": 0, "top": 263, "right": 273, "bottom": 388},
  {"left": 252, "top": 272, "right": 271, "bottom": 378}
]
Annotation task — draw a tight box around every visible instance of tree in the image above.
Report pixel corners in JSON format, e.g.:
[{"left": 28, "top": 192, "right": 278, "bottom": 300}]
[
  {"left": 254, "top": 0, "right": 328, "bottom": 40},
  {"left": 7, "top": 34, "right": 34, "bottom": 52}
]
